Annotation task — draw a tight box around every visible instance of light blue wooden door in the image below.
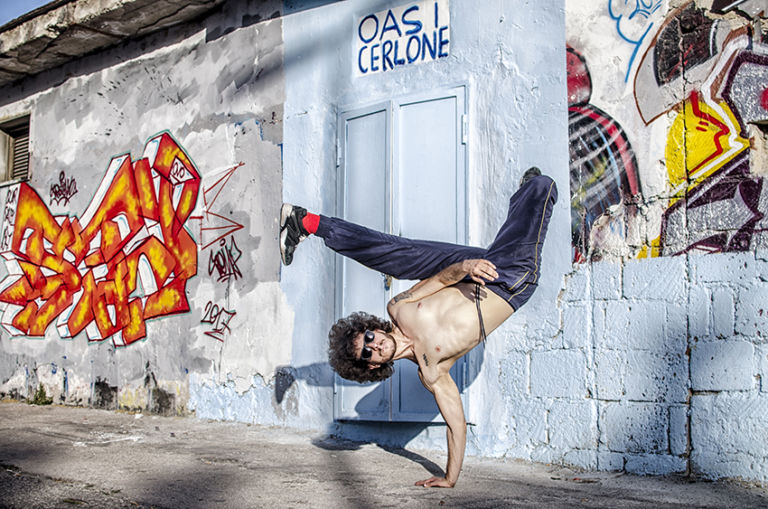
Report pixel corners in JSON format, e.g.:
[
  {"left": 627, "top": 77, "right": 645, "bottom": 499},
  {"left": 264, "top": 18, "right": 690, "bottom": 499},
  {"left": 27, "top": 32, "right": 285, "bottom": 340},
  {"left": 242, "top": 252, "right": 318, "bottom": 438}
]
[
  {"left": 334, "top": 87, "right": 467, "bottom": 422},
  {"left": 391, "top": 90, "right": 467, "bottom": 421},
  {"left": 334, "top": 103, "right": 392, "bottom": 421}
]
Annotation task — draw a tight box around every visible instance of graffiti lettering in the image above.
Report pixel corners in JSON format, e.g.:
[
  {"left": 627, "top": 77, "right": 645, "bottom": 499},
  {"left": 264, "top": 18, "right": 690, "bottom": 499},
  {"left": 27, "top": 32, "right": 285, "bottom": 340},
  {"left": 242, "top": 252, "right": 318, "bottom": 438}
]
[
  {"left": 570, "top": 2, "right": 768, "bottom": 260},
  {"left": 0, "top": 132, "right": 200, "bottom": 347},
  {"left": 1, "top": 186, "right": 18, "bottom": 252},
  {"left": 207, "top": 236, "right": 242, "bottom": 282},
  {"left": 201, "top": 301, "right": 236, "bottom": 342},
  {"left": 49, "top": 171, "right": 78, "bottom": 206}
]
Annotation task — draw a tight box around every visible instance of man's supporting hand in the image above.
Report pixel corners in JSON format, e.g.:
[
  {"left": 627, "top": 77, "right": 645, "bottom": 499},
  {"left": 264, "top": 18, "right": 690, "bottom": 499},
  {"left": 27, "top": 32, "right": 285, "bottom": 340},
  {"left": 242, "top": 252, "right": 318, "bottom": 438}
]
[{"left": 414, "top": 476, "right": 455, "bottom": 488}]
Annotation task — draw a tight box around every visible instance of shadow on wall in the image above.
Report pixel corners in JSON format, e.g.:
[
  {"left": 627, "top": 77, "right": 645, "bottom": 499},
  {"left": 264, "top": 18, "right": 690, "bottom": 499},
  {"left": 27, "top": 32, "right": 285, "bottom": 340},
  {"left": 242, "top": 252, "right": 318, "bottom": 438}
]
[{"left": 0, "top": 0, "right": 398, "bottom": 108}]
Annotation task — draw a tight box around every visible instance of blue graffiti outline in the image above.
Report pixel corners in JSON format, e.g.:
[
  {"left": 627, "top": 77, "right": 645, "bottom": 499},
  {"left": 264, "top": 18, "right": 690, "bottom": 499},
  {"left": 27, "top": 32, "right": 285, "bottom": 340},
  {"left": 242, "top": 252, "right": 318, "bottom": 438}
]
[{"left": 608, "top": 0, "right": 664, "bottom": 82}]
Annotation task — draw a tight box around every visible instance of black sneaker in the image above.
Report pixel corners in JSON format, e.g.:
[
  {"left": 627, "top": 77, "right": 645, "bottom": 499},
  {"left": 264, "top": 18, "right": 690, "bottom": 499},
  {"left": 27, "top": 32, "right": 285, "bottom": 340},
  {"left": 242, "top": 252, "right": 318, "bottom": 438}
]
[
  {"left": 519, "top": 166, "right": 542, "bottom": 188},
  {"left": 280, "top": 204, "right": 309, "bottom": 265}
]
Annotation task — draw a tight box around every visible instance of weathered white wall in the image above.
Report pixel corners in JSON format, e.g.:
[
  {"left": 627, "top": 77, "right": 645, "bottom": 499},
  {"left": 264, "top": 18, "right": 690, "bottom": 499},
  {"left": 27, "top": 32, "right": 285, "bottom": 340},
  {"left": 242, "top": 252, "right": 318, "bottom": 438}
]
[{"left": 0, "top": 0, "right": 291, "bottom": 415}]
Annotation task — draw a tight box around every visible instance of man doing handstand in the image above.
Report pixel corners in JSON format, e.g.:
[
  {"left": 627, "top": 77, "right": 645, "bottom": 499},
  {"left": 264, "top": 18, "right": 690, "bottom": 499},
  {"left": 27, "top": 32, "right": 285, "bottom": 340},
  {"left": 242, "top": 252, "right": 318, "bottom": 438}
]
[{"left": 279, "top": 168, "right": 557, "bottom": 488}]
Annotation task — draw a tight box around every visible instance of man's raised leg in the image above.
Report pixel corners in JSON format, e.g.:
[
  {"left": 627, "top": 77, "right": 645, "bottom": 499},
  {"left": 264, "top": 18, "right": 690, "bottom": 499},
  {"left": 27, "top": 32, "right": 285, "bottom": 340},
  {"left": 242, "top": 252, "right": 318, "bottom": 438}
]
[{"left": 280, "top": 204, "right": 484, "bottom": 280}]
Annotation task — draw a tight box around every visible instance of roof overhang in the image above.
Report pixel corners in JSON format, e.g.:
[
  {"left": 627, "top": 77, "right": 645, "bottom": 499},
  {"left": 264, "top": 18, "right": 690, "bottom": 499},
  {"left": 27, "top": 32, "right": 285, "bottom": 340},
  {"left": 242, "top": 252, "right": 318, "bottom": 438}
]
[{"left": 0, "top": 0, "right": 226, "bottom": 88}]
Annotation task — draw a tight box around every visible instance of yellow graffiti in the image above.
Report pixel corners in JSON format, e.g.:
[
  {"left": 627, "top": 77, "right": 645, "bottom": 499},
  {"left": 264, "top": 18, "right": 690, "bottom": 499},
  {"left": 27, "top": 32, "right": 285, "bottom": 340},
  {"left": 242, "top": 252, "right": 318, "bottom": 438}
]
[{"left": 665, "top": 91, "right": 749, "bottom": 204}]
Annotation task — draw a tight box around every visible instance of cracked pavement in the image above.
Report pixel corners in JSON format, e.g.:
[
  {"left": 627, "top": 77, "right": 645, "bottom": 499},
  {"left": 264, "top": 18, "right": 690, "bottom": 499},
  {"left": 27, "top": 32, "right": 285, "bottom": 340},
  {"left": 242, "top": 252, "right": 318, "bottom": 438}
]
[{"left": 0, "top": 402, "right": 766, "bottom": 508}]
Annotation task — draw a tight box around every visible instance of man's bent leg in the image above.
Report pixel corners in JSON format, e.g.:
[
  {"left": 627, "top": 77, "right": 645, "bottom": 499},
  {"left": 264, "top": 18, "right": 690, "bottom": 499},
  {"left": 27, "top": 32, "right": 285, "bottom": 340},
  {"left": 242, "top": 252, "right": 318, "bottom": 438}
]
[
  {"left": 316, "top": 215, "right": 485, "bottom": 280},
  {"left": 484, "top": 175, "right": 558, "bottom": 309}
]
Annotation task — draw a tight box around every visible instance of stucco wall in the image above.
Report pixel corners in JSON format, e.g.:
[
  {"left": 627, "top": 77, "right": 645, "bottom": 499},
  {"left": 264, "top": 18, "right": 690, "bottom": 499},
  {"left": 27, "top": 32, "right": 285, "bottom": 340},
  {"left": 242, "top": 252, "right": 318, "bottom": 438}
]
[{"left": 0, "top": 0, "right": 290, "bottom": 415}]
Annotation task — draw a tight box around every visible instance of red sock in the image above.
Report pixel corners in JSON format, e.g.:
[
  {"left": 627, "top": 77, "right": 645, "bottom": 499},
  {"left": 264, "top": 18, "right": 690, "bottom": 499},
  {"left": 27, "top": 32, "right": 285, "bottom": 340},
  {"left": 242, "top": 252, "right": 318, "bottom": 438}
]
[{"left": 302, "top": 212, "right": 320, "bottom": 234}]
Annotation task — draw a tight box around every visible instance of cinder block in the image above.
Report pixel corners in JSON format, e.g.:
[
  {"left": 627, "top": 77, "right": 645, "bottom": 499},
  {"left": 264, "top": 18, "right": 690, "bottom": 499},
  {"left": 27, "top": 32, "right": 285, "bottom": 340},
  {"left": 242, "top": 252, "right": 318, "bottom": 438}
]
[
  {"left": 712, "top": 287, "right": 735, "bottom": 338},
  {"left": 498, "top": 351, "right": 528, "bottom": 397},
  {"left": 512, "top": 399, "right": 548, "bottom": 446},
  {"left": 691, "top": 451, "right": 764, "bottom": 481},
  {"left": 592, "top": 261, "right": 621, "bottom": 300},
  {"left": 549, "top": 400, "right": 597, "bottom": 450},
  {"left": 758, "top": 345, "right": 768, "bottom": 394},
  {"left": 691, "top": 341, "right": 755, "bottom": 391},
  {"left": 601, "top": 301, "right": 666, "bottom": 350},
  {"left": 530, "top": 445, "right": 557, "bottom": 464},
  {"left": 625, "top": 454, "right": 686, "bottom": 475},
  {"left": 693, "top": 252, "right": 756, "bottom": 286},
  {"left": 592, "top": 301, "right": 607, "bottom": 346},
  {"left": 595, "top": 349, "right": 625, "bottom": 400},
  {"left": 562, "top": 302, "right": 591, "bottom": 350},
  {"left": 669, "top": 405, "right": 689, "bottom": 456},
  {"left": 596, "top": 451, "right": 625, "bottom": 471},
  {"left": 735, "top": 284, "right": 768, "bottom": 338},
  {"left": 623, "top": 256, "right": 687, "bottom": 303},
  {"left": 624, "top": 350, "right": 688, "bottom": 403},
  {"left": 600, "top": 402, "right": 668, "bottom": 453},
  {"left": 691, "top": 393, "right": 768, "bottom": 457},
  {"left": 530, "top": 350, "right": 587, "bottom": 399},
  {"left": 664, "top": 303, "right": 689, "bottom": 353},
  {"left": 687, "top": 284, "right": 710, "bottom": 340},
  {"left": 562, "top": 266, "right": 589, "bottom": 302},
  {"left": 563, "top": 449, "right": 597, "bottom": 470},
  {"left": 688, "top": 253, "right": 755, "bottom": 283}
]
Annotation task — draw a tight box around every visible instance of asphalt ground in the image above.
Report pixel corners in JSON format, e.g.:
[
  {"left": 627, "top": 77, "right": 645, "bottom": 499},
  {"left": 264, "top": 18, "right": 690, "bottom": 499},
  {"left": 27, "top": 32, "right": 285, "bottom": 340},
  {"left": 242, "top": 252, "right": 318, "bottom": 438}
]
[{"left": 0, "top": 402, "right": 766, "bottom": 508}]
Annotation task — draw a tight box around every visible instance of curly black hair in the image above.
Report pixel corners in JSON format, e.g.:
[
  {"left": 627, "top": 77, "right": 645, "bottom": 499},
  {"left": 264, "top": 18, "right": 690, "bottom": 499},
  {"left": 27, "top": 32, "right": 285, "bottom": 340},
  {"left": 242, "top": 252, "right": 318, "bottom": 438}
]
[{"left": 328, "top": 311, "right": 395, "bottom": 383}]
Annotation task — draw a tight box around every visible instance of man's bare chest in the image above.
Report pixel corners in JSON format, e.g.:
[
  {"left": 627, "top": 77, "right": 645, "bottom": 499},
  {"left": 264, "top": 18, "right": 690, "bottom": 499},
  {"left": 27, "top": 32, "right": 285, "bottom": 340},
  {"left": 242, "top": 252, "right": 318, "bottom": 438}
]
[{"left": 396, "top": 288, "right": 482, "bottom": 367}]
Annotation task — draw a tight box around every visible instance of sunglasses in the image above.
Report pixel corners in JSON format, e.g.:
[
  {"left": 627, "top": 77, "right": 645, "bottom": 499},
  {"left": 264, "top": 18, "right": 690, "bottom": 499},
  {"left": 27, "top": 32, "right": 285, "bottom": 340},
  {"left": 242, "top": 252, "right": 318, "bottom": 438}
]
[{"left": 360, "top": 330, "right": 375, "bottom": 360}]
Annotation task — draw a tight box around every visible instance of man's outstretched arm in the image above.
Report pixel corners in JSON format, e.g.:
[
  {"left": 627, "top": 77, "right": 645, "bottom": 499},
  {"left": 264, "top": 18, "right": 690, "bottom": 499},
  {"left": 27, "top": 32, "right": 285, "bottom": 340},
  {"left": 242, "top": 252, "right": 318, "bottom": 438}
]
[
  {"left": 388, "top": 259, "right": 498, "bottom": 314},
  {"left": 415, "top": 373, "right": 466, "bottom": 488}
]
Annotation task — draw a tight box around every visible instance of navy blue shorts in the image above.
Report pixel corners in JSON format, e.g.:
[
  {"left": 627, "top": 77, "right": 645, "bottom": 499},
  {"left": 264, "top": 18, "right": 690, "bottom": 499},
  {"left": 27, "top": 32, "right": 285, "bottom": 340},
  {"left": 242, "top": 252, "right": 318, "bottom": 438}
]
[{"left": 316, "top": 175, "right": 558, "bottom": 311}]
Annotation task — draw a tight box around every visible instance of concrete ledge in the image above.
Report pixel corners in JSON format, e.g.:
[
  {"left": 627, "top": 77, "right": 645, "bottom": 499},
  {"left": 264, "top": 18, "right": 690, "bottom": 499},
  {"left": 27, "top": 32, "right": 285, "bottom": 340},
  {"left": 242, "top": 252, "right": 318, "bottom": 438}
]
[{"left": 0, "top": 0, "right": 225, "bottom": 87}]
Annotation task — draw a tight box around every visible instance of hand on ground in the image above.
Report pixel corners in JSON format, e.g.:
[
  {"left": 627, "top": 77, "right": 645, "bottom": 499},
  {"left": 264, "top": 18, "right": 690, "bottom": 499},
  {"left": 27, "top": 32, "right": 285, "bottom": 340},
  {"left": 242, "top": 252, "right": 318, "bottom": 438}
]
[{"left": 414, "top": 476, "right": 455, "bottom": 488}]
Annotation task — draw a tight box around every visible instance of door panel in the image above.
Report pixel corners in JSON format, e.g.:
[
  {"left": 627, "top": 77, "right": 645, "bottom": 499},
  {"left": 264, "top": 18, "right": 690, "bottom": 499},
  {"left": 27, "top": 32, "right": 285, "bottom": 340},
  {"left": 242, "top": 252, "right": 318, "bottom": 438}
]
[
  {"left": 391, "top": 92, "right": 466, "bottom": 421},
  {"left": 334, "top": 106, "right": 391, "bottom": 420},
  {"left": 334, "top": 88, "right": 467, "bottom": 422}
]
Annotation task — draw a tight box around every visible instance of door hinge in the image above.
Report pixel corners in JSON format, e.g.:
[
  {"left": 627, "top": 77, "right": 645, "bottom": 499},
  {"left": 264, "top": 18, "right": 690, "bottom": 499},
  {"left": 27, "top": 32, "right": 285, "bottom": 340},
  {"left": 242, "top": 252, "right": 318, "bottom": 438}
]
[{"left": 461, "top": 114, "right": 468, "bottom": 145}]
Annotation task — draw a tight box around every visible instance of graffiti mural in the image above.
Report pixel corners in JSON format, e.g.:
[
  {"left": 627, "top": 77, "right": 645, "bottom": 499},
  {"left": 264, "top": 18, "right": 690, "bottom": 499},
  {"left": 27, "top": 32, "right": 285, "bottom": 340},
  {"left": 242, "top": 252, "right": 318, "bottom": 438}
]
[
  {"left": 608, "top": 0, "right": 665, "bottom": 82},
  {"left": 568, "top": 1, "right": 768, "bottom": 261},
  {"left": 0, "top": 132, "right": 200, "bottom": 346},
  {"left": 567, "top": 45, "right": 642, "bottom": 262}
]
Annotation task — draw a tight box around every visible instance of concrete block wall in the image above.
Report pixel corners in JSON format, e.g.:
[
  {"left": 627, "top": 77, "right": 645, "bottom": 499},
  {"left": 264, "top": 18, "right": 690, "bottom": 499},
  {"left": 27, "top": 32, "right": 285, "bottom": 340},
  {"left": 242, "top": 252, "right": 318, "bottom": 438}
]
[
  {"left": 560, "top": 0, "right": 768, "bottom": 483},
  {"left": 526, "top": 252, "right": 768, "bottom": 479}
]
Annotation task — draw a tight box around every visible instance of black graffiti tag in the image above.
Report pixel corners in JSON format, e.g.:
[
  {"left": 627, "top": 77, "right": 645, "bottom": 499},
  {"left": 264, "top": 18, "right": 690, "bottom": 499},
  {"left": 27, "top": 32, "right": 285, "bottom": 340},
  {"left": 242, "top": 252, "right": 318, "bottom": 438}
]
[
  {"left": 201, "top": 301, "right": 236, "bottom": 342},
  {"left": 1, "top": 186, "right": 18, "bottom": 251},
  {"left": 50, "top": 171, "right": 78, "bottom": 206},
  {"left": 208, "top": 235, "right": 243, "bottom": 282}
]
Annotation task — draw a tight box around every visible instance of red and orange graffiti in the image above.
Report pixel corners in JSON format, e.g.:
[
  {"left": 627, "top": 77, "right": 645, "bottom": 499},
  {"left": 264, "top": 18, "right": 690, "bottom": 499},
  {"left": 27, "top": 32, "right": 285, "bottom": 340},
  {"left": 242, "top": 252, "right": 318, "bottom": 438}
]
[{"left": 0, "top": 132, "right": 200, "bottom": 347}]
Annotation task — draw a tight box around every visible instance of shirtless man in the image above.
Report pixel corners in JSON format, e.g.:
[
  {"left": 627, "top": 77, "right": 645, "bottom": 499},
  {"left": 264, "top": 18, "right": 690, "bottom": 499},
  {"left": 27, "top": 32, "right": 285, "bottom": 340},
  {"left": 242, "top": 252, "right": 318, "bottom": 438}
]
[{"left": 279, "top": 168, "right": 557, "bottom": 488}]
